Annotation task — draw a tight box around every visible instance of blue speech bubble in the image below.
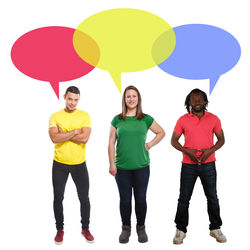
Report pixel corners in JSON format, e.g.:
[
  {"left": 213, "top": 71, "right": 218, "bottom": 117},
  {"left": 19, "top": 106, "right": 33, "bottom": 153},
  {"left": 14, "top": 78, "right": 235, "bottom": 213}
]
[{"left": 156, "top": 24, "right": 241, "bottom": 94}]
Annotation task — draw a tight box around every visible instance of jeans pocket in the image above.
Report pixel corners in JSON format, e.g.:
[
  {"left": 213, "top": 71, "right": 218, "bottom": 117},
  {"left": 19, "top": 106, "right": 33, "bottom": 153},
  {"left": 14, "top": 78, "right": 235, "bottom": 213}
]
[{"left": 203, "top": 161, "right": 215, "bottom": 168}]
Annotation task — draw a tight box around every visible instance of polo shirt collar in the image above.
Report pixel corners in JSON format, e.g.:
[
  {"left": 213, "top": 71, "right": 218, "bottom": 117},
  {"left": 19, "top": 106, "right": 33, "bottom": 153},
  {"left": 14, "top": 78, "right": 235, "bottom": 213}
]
[{"left": 188, "top": 111, "right": 207, "bottom": 118}]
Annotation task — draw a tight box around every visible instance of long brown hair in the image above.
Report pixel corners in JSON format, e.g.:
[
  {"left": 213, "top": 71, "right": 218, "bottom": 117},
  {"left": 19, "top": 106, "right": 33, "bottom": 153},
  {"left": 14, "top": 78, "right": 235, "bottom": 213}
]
[{"left": 118, "top": 85, "right": 145, "bottom": 120}]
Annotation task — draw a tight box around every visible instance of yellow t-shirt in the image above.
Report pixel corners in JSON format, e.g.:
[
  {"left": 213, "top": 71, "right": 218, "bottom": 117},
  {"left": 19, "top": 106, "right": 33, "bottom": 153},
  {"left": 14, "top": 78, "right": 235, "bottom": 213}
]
[{"left": 49, "top": 109, "right": 91, "bottom": 165}]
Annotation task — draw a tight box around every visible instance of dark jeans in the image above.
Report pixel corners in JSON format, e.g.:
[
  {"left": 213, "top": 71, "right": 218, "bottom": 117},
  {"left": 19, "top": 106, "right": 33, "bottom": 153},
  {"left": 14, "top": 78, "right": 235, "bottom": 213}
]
[
  {"left": 52, "top": 160, "right": 90, "bottom": 230},
  {"left": 115, "top": 166, "right": 150, "bottom": 227},
  {"left": 175, "top": 162, "right": 222, "bottom": 233}
]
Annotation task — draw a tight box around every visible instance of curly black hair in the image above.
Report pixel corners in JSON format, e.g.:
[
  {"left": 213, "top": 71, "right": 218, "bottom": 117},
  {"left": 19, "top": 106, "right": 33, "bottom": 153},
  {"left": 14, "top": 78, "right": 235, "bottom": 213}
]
[{"left": 185, "top": 88, "right": 208, "bottom": 113}]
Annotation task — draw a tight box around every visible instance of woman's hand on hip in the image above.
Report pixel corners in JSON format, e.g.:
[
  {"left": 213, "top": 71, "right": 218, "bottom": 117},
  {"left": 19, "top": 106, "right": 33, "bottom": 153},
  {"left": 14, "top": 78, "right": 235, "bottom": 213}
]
[{"left": 145, "top": 143, "right": 151, "bottom": 151}]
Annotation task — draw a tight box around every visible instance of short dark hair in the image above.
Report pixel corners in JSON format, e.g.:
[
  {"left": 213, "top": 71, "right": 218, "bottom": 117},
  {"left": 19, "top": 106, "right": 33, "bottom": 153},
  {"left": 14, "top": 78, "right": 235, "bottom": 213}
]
[
  {"left": 185, "top": 88, "right": 208, "bottom": 113},
  {"left": 65, "top": 86, "right": 80, "bottom": 95}
]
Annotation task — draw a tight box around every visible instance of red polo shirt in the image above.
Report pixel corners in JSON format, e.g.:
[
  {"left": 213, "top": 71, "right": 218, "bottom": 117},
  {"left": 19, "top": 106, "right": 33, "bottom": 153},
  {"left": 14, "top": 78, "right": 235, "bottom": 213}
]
[{"left": 174, "top": 111, "right": 222, "bottom": 164}]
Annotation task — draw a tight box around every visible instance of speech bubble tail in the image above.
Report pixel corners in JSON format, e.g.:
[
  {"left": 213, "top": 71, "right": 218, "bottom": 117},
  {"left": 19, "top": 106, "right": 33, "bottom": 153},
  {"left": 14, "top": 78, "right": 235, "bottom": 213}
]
[
  {"left": 50, "top": 81, "right": 60, "bottom": 99},
  {"left": 209, "top": 75, "right": 220, "bottom": 95},
  {"left": 109, "top": 71, "right": 121, "bottom": 93}
]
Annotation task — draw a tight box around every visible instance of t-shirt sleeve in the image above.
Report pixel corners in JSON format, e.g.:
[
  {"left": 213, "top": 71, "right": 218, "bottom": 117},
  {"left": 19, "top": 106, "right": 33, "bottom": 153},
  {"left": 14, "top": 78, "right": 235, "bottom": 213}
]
[
  {"left": 145, "top": 115, "right": 154, "bottom": 128},
  {"left": 49, "top": 114, "right": 57, "bottom": 128},
  {"left": 83, "top": 112, "right": 91, "bottom": 128},
  {"left": 174, "top": 117, "right": 184, "bottom": 135},
  {"left": 111, "top": 115, "right": 118, "bottom": 128},
  {"left": 213, "top": 116, "right": 222, "bottom": 133}
]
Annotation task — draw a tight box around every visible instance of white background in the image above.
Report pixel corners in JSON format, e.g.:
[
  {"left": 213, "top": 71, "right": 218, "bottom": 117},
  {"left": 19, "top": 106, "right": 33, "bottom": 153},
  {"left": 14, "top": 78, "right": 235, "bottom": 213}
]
[{"left": 1, "top": 0, "right": 249, "bottom": 249}]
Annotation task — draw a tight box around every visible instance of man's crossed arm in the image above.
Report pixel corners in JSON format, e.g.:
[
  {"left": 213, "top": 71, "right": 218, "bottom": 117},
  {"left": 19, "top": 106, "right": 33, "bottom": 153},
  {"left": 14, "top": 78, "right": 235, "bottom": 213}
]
[{"left": 49, "top": 125, "right": 91, "bottom": 144}]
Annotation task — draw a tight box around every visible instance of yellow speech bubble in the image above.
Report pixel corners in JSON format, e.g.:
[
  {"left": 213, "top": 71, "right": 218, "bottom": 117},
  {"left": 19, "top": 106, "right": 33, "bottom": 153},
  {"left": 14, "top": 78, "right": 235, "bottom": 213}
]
[{"left": 73, "top": 8, "right": 176, "bottom": 92}]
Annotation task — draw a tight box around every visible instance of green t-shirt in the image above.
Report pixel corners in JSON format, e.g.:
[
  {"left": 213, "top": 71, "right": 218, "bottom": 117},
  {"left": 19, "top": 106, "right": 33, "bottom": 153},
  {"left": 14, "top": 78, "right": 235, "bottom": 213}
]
[{"left": 111, "top": 114, "right": 154, "bottom": 170}]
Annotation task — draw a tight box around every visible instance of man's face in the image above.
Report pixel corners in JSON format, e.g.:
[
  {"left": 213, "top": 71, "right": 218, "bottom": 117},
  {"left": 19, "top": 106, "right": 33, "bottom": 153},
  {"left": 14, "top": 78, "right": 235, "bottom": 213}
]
[
  {"left": 64, "top": 92, "right": 80, "bottom": 112},
  {"left": 190, "top": 92, "right": 205, "bottom": 113}
]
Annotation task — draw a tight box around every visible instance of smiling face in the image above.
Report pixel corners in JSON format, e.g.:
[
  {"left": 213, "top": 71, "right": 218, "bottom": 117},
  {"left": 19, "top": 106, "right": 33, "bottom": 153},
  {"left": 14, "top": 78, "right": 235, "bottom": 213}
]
[
  {"left": 190, "top": 92, "right": 205, "bottom": 113},
  {"left": 64, "top": 91, "right": 80, "bottom": 112},
  {"left": 125, "top": 89, "right": 138, "bottom": 110}
]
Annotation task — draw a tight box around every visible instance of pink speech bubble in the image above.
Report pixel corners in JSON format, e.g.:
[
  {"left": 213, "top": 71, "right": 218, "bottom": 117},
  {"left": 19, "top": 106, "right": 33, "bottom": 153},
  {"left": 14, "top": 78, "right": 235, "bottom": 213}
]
[{"left": 11, "top": 26, "right": 97, "bottom": 99}]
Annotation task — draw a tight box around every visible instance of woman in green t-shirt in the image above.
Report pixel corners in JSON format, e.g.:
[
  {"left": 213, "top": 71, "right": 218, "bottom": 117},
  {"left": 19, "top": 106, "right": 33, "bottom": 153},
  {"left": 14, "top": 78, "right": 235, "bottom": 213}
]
[{"left": 108, "top": 85, "right": 165, "bottom": 243}]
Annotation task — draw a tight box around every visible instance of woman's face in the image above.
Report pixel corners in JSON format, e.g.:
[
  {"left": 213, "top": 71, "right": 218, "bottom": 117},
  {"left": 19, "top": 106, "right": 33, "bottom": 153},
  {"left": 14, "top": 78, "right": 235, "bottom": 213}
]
[{"left": 125, "top": 89, "right": 138, "bottom": 110}]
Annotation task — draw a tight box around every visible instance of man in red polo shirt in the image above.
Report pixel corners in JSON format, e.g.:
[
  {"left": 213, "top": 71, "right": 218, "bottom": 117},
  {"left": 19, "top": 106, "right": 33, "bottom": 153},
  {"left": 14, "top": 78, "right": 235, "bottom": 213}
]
[{"left": 171, "top": 88, "right": 226, "bottom": 244}]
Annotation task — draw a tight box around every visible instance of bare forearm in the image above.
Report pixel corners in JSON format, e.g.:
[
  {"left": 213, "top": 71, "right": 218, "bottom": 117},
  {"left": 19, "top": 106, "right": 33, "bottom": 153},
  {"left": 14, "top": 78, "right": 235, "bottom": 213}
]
[
  {"left": 108, "top": 142, "right": 117, "bottom": 176},
  {"left": 171, "top": 139, "right": 186, "bottom": 153},
  {"left": 51, "top": 130, "right": 76, "bottom": 143},
  {"left": 209, "top": 139, "right": 225, "bottom": 153},
  {"left": 148, "top": 131, "right": 165, "bottom": 148},
  {"left": 108, "top": 143, "right": 116, "bottom": 166},
  {"left": 70, "top": 127, "right": 91, "bottom": 144},
  {"left": 70, "top": 134, "right": 89, "bottom": 144}
]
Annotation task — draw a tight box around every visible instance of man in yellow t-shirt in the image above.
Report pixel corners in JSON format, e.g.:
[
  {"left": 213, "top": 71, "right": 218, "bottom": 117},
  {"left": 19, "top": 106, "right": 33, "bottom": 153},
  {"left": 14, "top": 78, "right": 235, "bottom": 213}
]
[{"left": 49, "top": 86, "right": 94, "bottom": 244}]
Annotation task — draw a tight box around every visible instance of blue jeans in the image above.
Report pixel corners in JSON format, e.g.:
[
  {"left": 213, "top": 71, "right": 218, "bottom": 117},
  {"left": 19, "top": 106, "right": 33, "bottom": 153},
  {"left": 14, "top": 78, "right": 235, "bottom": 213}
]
[
  {"left": 175, "top": 162, "right": 222, "bottom": 233},
  {"left": 115, "top": 166, "right": 150, "bottom": 226}
]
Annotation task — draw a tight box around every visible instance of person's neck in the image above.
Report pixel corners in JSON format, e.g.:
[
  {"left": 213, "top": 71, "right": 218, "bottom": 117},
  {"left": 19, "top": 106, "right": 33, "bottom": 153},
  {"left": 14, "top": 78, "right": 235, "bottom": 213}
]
[
  {"left": 126, "top": 108, "right": 137, "bottom": 117},
  {"left": 192, "top": 110, "right": 205, "bottom": 119},
  {"left": 64, "top": 107, "right": 76, "bottom": 113}
]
